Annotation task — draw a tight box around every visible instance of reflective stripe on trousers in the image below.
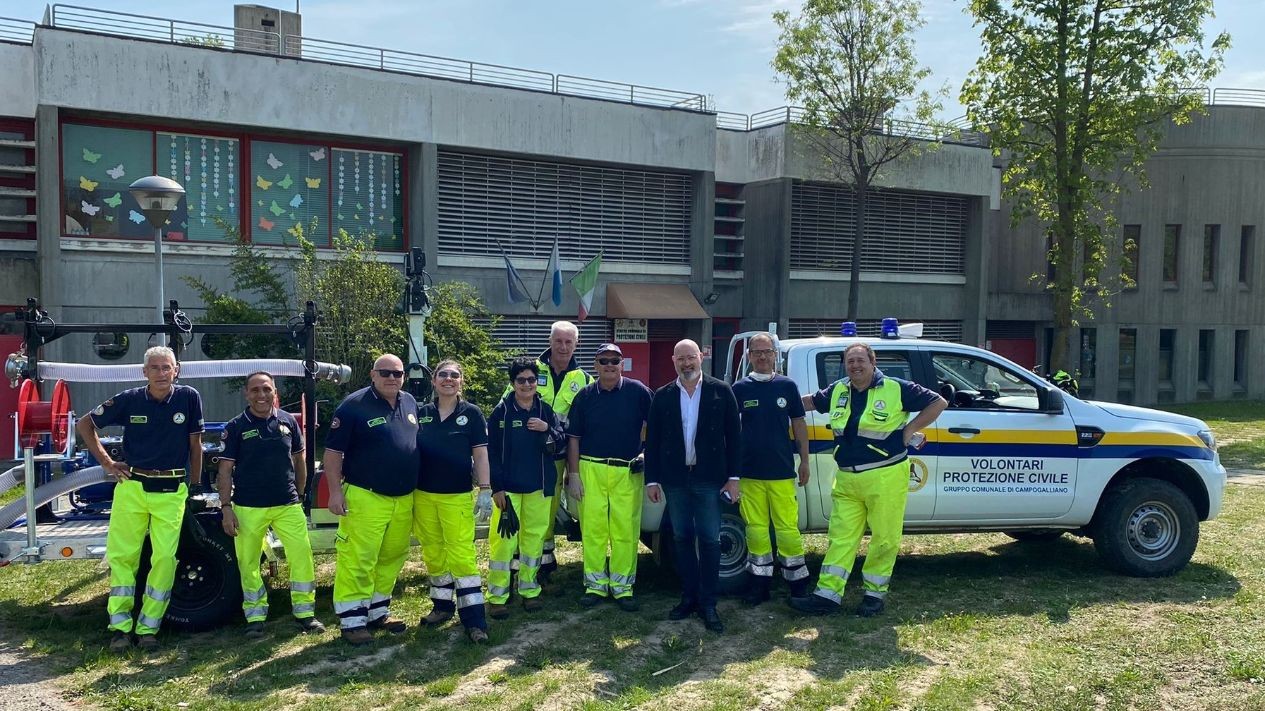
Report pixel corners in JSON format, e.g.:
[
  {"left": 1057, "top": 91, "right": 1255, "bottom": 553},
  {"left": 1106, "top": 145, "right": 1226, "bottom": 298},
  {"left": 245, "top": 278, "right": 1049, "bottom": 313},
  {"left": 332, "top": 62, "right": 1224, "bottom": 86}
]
[
  {"left": 738, "top": 478, "right": 805, "bottom": 584},
  {"left": 813, "top": 460, "right": 909, "bottom": 601},
  {"left": 332, "top": 485, "right": 413, "bottom": 629},
  {"left": 234, "top": 503, "right": 318, "bottom": 621},
  {"left": 578, "top": 460, "right": 643, "bottom": 599},
  {"left": 486, "top": 491, "right": 550, "bottom": 604},
  {"left": 412, "top": 489, "right": 480, "bottom": 615},
  {"left": 105, "top": 479, "right": 187, "bottom": 634}
]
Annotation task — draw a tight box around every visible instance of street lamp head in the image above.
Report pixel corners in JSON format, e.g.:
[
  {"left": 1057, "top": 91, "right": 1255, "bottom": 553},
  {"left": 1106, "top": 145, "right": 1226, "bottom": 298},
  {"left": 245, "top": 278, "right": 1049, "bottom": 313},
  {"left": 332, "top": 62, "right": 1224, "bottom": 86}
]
[{"left": 128, "top": 175, "right": 185, "bottom": 228}]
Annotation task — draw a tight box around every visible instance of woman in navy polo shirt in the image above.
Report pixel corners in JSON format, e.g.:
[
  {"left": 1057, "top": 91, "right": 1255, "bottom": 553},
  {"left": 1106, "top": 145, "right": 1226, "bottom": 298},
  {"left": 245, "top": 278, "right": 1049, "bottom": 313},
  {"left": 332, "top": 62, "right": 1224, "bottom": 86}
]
[{"left": 413, "top": 360, "right": 492, "bottom": 643}]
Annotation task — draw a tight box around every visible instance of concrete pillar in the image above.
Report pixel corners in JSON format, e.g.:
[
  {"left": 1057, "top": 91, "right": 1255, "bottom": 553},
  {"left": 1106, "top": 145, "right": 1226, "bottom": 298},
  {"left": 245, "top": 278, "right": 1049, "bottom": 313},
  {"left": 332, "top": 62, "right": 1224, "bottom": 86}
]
[
  {"left": 690, "top": 171, "right": 715, "bottom": 364},
  {"left": 1174, "top": 327, "right": 1198, "bottom": 402},
  {"left": 1133, "top": 325, "right": 1159, "bottom": 406},
  {"left": 34, "top": 105, "right": 60, "bottom": 316},
  {"left": 1251, "top": 329, "right": 1265, "bottom": 399},
  {"left": 411, "top": 143, "right": 436, "bottom": 271},
  {"left": 1213, "top": 325, "right": 1235, "bottom": 400},
  {"left": 962, "top": 196, "right": 989, "bottom": 347},
  {"left": 1097, "top": 325, "right": 1120, "bottom": 402}
]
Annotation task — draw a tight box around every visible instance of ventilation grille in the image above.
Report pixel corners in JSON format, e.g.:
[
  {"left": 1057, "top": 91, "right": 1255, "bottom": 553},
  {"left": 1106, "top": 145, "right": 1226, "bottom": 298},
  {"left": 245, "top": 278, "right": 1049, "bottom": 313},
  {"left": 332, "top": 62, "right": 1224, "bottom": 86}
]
[
  {"left": 474, "top": 316, "right": 613, "bottom": 367},
  {"left": 438, "top": 151, "right": 691, "bottom": 264},
  {"left": 790, "top": 182, "right": 967, "bottom": 274}
]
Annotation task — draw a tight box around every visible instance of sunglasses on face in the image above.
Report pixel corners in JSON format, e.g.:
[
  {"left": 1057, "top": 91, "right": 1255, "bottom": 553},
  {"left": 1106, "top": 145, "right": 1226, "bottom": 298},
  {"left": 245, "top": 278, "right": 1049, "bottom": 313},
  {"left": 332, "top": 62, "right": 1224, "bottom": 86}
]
[
  {"left": 597, "top": 357, "right": 622, "bottom": 366},
  {"left": 514, "top": 376, "right": 538, "bottom": 385},
  {"left": 435, "top": 370, "right": 462, "bottom": 380},
  {"left": 376, "top": 369, "right": 405, "bottom": 378}
]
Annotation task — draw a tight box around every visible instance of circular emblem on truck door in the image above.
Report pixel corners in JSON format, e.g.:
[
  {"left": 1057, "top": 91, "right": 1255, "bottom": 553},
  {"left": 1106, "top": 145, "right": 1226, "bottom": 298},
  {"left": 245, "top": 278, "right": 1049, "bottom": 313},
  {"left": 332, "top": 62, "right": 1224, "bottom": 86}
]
[{"left": 908, "top": 458, "right": 929, "bottom": 493}]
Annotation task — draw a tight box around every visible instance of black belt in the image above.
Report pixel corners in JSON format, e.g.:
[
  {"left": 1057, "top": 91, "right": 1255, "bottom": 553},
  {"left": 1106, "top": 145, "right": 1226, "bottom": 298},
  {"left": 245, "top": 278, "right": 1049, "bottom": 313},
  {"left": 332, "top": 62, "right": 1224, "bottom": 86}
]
[
  {"left": 581, "top": 456, "right": 632, "bottom": 467},
  {"left": 129, "top": 467, "right": 185, "bottom": 478}
]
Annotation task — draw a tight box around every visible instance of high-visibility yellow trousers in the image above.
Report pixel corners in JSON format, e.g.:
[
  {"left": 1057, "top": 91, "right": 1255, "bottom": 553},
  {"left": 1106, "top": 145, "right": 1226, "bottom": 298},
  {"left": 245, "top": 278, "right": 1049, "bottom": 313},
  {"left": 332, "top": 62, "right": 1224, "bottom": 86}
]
[
  {"left": 105, "top": 480, "right": 187, "bottom": 634},
  {"left": 578, "top": 459, "right": 643, "bottom": 599},
  {"left": 489, "top": 462, "right": 565, "bottom": 575},
  {"left": 813, "top": 460, "right": 909, "bottom": 604},
  {"left": 332, "top": 484, "right": 412, "bottom": 630},
  {"left": 233, "top": 503, "right": 316, "bottom": 623},
  {"left": 738, "top": 478, "right": 808, "bottom": 586},
  {"left": 412, "top": 490, "right": 486, "bottom": 630},
  {"left": 487, "top": 491, "right": 549, "bottom": 604}
]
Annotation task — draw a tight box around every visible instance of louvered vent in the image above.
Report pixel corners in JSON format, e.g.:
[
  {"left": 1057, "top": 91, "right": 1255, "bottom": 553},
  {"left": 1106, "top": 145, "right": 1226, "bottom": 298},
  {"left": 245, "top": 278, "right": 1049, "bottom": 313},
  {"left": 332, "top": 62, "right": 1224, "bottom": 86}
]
[
  {"left": 438, "top": 151, "right": 691, "bottom": 264},
  {"left": 475, "top": 316, "right": 613, "bottom": 367},
  {"left": 790, "top": 182, "right": 967, "bottom": 274}
]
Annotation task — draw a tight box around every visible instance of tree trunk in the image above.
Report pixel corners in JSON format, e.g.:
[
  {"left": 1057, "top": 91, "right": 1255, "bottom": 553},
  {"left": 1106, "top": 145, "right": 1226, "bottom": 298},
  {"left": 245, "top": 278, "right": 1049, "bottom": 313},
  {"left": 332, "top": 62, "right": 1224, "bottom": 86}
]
[{"left": 846, "top": 178, "right": 867, "bottom": 322}]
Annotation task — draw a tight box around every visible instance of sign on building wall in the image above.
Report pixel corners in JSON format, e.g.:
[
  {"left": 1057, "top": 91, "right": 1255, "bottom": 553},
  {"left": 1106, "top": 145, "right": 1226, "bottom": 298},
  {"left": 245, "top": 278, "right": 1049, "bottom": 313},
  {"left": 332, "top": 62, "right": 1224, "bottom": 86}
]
[{"left": 614, "top": 318, "right": 648, "bottom": 342}]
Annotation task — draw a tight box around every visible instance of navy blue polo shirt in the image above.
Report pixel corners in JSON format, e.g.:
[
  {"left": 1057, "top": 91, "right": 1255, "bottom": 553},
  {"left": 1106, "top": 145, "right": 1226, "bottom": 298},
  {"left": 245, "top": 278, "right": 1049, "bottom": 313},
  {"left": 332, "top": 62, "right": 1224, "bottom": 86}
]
[
  {"left": 566, "top": 377, "right": 652, "bottom": 462},
  {"left": 488, "top": 396, "right": 561, "bottom": 495},
  {"left": 326, "top": 386, "right": 419, "bottom": 497},
  {"left": 88, "top": 384, "right": 204, "bottom": 470},
  {"left": 417, "top": 400, "right": 488, "bottom": 495},
  {"left": 810, "top": 370, "right": 939, "bottom": 468},
  {"left": 220, "top": 408, "right": 304, "bottom": 507},
  {"left": 733, "top": 375, "right": 806, "bottom": 479}
]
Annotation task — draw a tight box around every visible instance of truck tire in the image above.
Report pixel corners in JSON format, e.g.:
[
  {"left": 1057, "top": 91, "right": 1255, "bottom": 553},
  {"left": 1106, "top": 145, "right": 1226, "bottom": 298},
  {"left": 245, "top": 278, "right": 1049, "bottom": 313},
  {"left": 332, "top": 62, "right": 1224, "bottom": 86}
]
[
  {"left": 1091, "top": 478, "right": 1198, "bottom": 577},
  {"left": 136, "top": 510, "right": 242, "bottom": 632},
  {"left": 647, "top": 506, "right": 749, "bottom": 596}
]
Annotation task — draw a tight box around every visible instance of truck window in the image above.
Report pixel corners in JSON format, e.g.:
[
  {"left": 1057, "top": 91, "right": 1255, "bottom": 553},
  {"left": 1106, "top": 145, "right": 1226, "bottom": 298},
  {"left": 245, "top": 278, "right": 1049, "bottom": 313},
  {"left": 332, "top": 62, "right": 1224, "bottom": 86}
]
[
  {"left": 931, "top": 352, "right": 1039, "bottom": 410},
  {"left": 816, "top": 350, "right": 912, "bottom": 390}
]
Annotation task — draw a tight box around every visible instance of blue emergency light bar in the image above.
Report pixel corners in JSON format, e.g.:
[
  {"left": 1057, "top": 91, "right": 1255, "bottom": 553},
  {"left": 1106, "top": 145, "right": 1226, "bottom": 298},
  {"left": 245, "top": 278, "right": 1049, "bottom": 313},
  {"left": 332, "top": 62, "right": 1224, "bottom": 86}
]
[
  {"left": 840, "top": 321, "right": 858, "bottom": 336},
  {"left": 881, "top": 317, "right": 900, "bottom": 339}
]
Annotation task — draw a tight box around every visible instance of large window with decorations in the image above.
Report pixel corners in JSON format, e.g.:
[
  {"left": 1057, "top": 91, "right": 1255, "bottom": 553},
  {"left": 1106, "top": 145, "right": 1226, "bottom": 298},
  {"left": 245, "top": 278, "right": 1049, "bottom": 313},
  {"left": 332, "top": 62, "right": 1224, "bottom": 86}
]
[{"left": 61, "top": 120, "right": 404, "bottom": 251}]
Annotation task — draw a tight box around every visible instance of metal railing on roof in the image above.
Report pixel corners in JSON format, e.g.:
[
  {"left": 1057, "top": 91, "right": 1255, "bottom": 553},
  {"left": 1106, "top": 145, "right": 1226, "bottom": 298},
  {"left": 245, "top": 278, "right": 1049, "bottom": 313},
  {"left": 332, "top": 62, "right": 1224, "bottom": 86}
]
[
  {"left": 0, "top": 16, "right": 36, "bottom": 44},
  {"left": 47, "top": 4, "right": 707, "bottom": 112},
  {"left": 727, "top": 106, "right": 989, "bottom": 146},
  {"left": 1212, "top": 87, "right": 1265, "bottom": 107}
]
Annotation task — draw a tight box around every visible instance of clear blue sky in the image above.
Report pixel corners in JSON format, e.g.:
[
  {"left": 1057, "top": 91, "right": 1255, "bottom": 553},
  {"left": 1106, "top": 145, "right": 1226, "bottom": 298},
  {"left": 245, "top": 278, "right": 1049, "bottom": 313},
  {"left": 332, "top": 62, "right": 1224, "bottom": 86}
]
[{"left": 8, "top": 0, "right": 1262, "bottom": 119}]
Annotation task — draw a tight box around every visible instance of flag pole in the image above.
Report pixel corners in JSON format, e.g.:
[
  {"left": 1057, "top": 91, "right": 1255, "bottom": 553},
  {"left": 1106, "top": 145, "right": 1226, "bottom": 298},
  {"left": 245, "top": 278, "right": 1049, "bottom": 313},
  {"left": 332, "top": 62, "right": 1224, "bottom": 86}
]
[
  {"left": 494, "top": 237, "right": 539, "bottom": 310},
  {"left": 534, "top": 236, "right": 553, "bottom": 310}
]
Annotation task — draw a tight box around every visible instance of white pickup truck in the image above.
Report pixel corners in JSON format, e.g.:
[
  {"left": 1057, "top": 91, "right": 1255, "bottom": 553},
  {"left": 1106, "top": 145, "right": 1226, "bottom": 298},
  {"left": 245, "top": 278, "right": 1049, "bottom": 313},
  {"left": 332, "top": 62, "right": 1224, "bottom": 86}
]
[{"left": 591, "top": 325, "right": 1226, "bottom": 593}]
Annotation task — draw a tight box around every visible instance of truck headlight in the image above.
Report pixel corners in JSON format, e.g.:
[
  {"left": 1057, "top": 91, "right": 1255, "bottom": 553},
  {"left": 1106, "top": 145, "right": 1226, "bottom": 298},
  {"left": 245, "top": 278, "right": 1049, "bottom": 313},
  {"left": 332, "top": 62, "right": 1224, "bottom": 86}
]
[{"left": 1197, "top": 429, "right": 1216, "bottom": 450}]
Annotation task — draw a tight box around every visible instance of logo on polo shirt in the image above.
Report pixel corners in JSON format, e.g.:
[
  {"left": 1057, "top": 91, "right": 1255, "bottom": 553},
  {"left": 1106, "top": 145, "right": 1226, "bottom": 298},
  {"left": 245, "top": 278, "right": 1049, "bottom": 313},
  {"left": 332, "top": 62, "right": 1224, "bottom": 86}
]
[
  {"left": 279, "top": 424, "right": 291, "bottom": 436},
  {"left": 776, "top": 397, "right": 787, "bottom": 408},
  {"left": 173, "top": 413, "right": 186, "bottom": 424},
  {"left": 130, "top": 415, "right": 148, "bottom": 424},
  {"left": 104, "top": 399, "right": 114, "bottom": 407},
  {"left": 512, "top": 419, "right": 524, "bottom": 428},
  {"left": 743, "top": 399, "right": 759, "bottom": 409},
  {"left": 367, "top": 417, "right": 388, "bottom": 428},
  {"left": 220, "top": 430, "right": 228, "bottom": 441},
  {"left": 408, "top": 413, "right": 418, "bottom": 425},
  {"left": 93, "top": 405, "right": 105, "bottom": 416},
  {"left": 874, "top": 401, "right": 886, "bottom": 410},
  {"left": 456, "top": 415, "right": 469, "bottom": 426},
  {"left": 330, "top": 417, "right": 340, "bottom": 429},
  {"left": 420, "top": 416, "right": 434, "bottom": 424},
  {"left": 243, "top": 429, "right": 261, "bottom": 440}
]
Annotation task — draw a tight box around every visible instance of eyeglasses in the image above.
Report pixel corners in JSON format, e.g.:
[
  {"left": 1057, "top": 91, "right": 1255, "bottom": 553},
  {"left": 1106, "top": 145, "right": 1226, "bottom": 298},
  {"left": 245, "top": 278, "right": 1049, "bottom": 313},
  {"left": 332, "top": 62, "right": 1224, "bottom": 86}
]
[
  {"left": 597, "top": 357, "right": 622, "bottom": 366},
  {"left": 749, "top": 349, "right": 776, "bottom": 356},
  {"left": 435, "top": 370, "right": 462, "bottom": 380},
  {"left": 376, "top": 369, "right": 405, "bottom": 378},
  {"left": 514, "top": 376, "right": 538, "bottom": 385}
]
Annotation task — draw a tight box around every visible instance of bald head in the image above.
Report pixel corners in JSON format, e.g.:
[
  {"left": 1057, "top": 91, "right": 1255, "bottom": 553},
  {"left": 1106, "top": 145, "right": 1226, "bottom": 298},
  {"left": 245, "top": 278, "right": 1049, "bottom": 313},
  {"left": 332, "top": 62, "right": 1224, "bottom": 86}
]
[
  {"left": 370, "top": 353, "right": 405, "bottom": 400},
  {"left": 672, "top": 339, "right": 702, "bottom": 383}
]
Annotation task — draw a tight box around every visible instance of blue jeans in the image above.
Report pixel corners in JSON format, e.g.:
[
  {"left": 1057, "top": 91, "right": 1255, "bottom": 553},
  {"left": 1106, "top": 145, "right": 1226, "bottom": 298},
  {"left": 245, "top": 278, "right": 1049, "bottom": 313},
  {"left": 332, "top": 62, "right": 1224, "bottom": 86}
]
[{"left": 664, "top": 483, "right": 723, "bottom": 610}]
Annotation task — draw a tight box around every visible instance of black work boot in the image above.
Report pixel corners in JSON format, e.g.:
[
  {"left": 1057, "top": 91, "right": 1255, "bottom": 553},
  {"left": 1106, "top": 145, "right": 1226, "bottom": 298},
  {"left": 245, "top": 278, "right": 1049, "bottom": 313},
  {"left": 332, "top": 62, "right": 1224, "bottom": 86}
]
[{"left": 742, "top": 575, "right": 772, "bottom": 605}]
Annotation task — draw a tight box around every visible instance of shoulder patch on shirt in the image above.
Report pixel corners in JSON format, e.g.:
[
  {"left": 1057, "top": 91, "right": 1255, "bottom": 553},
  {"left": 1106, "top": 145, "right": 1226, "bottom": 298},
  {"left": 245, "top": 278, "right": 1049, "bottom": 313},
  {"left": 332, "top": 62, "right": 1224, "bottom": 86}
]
[
  {"left": 104, "top": 399, "right": 114, "bottom": 407},
  {"left": 408, "top": 413, "right": 418, "bottom": 425},
  {"left": 367, "top": 416, "right": 388, "bottom": 427},
  {"left": 93, "top": 405, "right": 105, "bottom": 416},
  {"left": 279, "top": 424, "right": 290, "bottom": 436},
  {"left": 570, "top": 381, "right": 579, "bottom": 393},
  {"left": 242, "top": 429, "right": 261, "bottom": 440},
  {"left": 130, "top": 415, "right": 148, "bottom": 424},
  {"left": 330, "top": 417, "right": 340, "bottom": 429},
  {"left": 173, "top": 412, "right": 186, "bottom": 424},
  {"left": 220, "top": 429, "right": 228, "bottom": 441},
  {"left": 456, "top": 415, "right": 469, "bottom": 426},
  {"left": 777, "top": 397, "right": 788, "bottom": 408}
]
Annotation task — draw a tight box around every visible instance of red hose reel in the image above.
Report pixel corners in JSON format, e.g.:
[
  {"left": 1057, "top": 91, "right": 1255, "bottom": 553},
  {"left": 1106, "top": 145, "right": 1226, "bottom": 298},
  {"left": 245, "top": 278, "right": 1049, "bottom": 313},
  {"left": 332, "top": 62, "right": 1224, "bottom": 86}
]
[{"left": 15, "top": 379, "right": 73, "bottom": 451}]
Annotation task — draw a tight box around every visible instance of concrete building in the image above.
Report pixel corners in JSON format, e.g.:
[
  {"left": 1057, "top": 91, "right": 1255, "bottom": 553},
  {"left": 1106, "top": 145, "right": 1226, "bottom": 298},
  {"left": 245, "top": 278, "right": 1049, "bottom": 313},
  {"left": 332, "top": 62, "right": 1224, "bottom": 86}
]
[{"left": 0, "top": 5, "right": 1260, "bottom": 452}]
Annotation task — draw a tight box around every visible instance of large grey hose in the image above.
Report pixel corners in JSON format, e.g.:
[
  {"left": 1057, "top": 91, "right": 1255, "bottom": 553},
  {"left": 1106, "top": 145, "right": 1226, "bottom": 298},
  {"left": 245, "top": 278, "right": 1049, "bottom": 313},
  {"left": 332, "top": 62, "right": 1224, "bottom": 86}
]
[
  {"left": 36, "top": 359, "right": 352, "bottom": 384},
  {"left": 0, "top": 466, "right": 110, "bottom": 531},
  {"left": 0, "top": 465, "right": 23, "bottom": 497}
]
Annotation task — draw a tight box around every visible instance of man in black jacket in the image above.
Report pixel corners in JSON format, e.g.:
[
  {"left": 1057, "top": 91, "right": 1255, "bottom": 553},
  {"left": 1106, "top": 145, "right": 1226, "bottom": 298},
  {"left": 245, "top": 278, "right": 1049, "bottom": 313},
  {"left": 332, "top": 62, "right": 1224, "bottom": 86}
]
[{"left": 645, "top": 339, "right": 742, "bottom": 633}]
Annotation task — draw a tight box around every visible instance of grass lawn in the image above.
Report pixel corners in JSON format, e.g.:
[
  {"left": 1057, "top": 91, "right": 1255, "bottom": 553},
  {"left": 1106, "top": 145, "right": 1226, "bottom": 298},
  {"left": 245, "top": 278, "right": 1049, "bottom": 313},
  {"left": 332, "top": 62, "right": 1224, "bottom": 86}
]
[
  {"left": 2, "top": 482, "right": 1265, "bottom": 710},
  {"left": 1161, "top": 400, "right": 1265, "bottom": 470}
]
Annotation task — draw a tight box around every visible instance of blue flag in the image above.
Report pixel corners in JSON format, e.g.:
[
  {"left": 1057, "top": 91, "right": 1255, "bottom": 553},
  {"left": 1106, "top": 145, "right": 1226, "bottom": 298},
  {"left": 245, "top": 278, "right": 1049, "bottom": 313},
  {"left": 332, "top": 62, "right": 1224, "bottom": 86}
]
[
  {"left": 504, "top": 254, "right": 531, "bottom": 304},
  {"left": 546, "top": 237, "right": 563, "bottom": 306}
]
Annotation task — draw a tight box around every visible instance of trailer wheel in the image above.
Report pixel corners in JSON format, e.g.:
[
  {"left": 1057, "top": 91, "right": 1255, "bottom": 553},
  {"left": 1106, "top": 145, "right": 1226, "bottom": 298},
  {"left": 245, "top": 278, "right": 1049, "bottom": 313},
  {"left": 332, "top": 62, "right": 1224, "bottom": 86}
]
[{"left": 136, "top": 510, "right": 242, "bottom": 632}]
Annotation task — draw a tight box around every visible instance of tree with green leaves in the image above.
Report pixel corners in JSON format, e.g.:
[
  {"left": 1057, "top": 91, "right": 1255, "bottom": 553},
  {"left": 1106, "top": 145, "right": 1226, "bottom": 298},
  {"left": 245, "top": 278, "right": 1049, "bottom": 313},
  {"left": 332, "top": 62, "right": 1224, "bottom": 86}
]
[
  {"left": 962, "top": 0, "right": 1228, "bottom": 374},
  {"left": 773, "top": 0, "right": 945, "bottom": 320},
  {"left": 422, "top": 281, "right": 519, "bottom": 409}
]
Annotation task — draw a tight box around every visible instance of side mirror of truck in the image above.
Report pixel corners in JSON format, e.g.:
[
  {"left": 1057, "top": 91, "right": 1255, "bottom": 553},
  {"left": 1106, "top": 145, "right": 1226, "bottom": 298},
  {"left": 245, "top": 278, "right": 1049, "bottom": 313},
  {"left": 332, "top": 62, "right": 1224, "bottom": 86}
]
[{"left": 1038, "top": 385, "right": 1065, "bottom": 414}]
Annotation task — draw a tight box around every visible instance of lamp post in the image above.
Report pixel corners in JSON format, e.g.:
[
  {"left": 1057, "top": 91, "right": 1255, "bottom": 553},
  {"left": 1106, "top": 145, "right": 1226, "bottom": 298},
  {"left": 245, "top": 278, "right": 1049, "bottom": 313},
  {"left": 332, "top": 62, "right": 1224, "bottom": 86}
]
[{"left": 128, "top": 176, "right": 185, "bottom": 345}]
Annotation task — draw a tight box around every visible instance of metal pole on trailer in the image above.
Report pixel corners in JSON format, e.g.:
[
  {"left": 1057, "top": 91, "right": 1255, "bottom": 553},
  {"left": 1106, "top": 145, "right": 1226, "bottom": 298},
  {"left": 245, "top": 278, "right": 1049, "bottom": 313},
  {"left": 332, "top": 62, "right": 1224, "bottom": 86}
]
[{"left": 303, "top": 301, "right": 317, "bottom": 514}]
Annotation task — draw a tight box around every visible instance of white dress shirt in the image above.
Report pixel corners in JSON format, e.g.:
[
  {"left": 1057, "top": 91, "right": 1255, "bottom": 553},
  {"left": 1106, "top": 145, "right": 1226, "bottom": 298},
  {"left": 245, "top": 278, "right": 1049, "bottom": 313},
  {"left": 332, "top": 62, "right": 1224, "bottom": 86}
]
[{"left": 678, "top": 377, "right": 702, "bottom": 466}]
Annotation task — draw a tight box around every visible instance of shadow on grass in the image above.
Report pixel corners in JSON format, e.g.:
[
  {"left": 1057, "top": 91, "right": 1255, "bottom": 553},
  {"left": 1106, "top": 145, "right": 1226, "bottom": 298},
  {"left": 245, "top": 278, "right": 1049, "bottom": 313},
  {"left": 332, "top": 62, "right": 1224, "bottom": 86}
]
[{"left": 0, "top": 533, "right": 1243, "bottom": 707}]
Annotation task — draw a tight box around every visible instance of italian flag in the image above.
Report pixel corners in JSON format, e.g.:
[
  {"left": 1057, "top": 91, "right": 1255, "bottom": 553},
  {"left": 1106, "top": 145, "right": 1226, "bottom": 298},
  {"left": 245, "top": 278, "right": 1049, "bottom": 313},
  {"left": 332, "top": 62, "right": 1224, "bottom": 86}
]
[{"left": 570, "top": 252, "right": 602, "bottom": 322}]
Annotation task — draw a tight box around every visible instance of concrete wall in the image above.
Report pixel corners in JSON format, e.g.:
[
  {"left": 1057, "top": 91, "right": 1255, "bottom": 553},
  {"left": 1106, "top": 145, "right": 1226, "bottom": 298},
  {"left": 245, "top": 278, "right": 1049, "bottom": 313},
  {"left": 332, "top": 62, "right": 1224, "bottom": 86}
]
[
  {"left": 784, "top": 129, "right": 993, "bottom": 196},
  {"left": 0, "top": 42, "right": 35, "bottom": 119},
  {"left": 33, "top": 28, "right": 715, "bottom": 173},
  {"left": 715, "top": 126, "right": 787, "bottom": 184}
]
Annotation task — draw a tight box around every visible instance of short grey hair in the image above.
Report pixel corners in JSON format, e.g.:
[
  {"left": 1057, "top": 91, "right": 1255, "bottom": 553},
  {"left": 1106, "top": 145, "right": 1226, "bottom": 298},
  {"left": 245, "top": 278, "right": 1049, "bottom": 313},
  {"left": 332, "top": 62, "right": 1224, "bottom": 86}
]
[
  {"left": 143, "top": 346, "right": 176, "bottom": 364},
  {"left": 747, "top": 332, "right": 776, "bottom": 349},
  {"left": 550, "top": 321, "right": 579, "bottom": 340}
]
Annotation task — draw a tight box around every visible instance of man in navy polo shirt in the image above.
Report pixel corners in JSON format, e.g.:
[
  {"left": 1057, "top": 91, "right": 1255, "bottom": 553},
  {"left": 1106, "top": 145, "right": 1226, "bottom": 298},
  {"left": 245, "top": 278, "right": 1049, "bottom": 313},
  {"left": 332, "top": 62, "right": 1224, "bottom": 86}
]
[
  {"left": 325, "top": 354, "right": 420, "bottom": 646},
  {"left": 731, "top": 332, "right": 811, "bottom": 605},
  {"left": 76, "top": 345, "right": 204, "bottom": 653},
  {"left": 217, "top": 372, "right": 325, "bottom": 637},
  {"left": 565, "top": 343, "right": 653, "bottom": 610}
]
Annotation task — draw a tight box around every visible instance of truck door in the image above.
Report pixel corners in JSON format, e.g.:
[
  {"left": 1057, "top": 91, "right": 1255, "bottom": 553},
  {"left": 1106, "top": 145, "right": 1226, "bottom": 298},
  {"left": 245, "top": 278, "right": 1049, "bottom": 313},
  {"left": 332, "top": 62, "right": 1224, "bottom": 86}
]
[
  {"left": 802, "top": 346, "right": 936, "bottom": 527},
  {"left": 927, "top": 350, "right": 1078, "bottom": 520}
]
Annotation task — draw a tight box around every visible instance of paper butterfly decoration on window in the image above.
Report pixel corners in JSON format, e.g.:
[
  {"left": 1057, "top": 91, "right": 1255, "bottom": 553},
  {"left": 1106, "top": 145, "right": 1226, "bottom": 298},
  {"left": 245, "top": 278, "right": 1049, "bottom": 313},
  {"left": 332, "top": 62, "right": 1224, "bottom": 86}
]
[
  {"left": 258, "top": 217, "right": 275, "bottom": 231},
  {"left": 106, "top": 164, "right": 125, "bottom": 180},
  {"left": 103, "top": 193, "right": 122, "bottom": 208},
  {"left": 256, "top": 176, "right": 272, "bottom": 190},
  {"left": 81, "top": 201, "right": 100, "bottom": 216},
  {"left": 305, "top": 177, "right": 321, "bottom": 189},
  {"left": 277, "top": 174, "right": 293, "bottom": 190},
  {"left": 82, "top": 148, "right": 102, "bottom": 164},
  {"left": 310, "top": 148, "right": 326, "bottom": 161},
  {"left": 290, "top": 194, "right": 303, "bottom": 208},
  {"left": 79, "top": 176, "right": 98, "bottom": 191},
  {"left": 269, "top": 201, "right": 286, "bottom": 217},
  {"left": 128, "top": 210, "right": 147, "bottom": 224},
  {"left": 266, "top": 153, "right": 284, "bottom": 170}
]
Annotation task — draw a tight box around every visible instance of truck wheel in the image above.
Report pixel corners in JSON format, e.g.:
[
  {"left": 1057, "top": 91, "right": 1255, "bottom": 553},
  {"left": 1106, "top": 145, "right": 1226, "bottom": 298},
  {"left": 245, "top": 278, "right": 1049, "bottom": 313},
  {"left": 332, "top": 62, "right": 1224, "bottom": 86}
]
[
  {"left": 716, "top": 507, "right": 748, "bottom": 596},
  {"left": 1091, "top": 478, "right": 1198, "bottom": 577},
  {"left": 1004, "top": 530, "right": 1065, "bottom": 542},
  {"left": 136, "top": 511, "right": 242, "bottom": 632}
]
